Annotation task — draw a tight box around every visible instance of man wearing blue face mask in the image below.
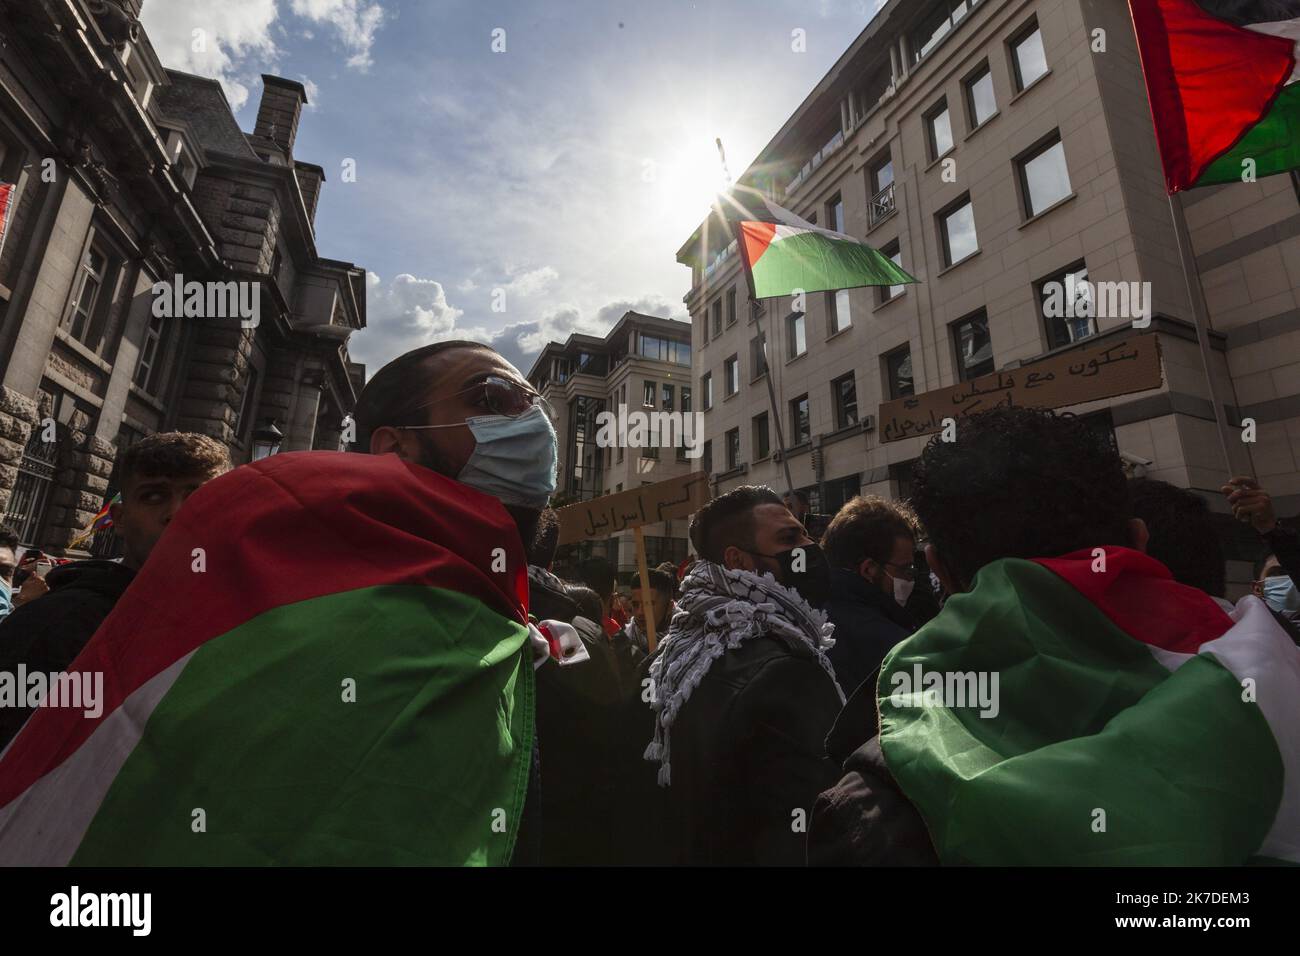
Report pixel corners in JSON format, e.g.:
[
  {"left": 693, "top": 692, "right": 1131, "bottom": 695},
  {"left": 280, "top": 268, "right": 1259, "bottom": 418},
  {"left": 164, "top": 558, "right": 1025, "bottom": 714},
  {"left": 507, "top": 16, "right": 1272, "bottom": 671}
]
[{"left": 1222, "top": 477, "right": 1300, "bottom": 625}]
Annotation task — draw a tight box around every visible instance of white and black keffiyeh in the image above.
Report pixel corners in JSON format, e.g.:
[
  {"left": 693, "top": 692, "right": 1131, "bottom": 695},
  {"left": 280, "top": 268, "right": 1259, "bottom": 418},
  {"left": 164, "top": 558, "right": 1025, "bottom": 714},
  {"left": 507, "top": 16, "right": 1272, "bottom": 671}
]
[{"left": 644, "top": 560, "right": 844, "bottom": 786}]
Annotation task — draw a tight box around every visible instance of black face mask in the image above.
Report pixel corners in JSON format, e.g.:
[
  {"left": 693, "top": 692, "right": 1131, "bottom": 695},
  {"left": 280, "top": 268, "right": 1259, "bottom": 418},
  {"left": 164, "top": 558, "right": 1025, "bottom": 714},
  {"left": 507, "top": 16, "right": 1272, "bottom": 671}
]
[{"left": 746, "top": 542, "right": 833, "bottom": 608}]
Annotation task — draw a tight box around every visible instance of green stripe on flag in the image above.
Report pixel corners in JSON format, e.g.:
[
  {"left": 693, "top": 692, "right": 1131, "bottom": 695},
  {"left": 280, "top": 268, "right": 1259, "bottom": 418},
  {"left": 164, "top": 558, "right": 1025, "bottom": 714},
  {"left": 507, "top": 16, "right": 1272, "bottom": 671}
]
[
  {"left": 72, "top": 585, "right": 533, "bottom": 866},
  {"left": 1198, "top": 82, "right": 1300, "bottom": 186},
  {"left": 879, "top": 558, "right": 1283, "bottom": 865},
  {"left": 750, "top": 230, "right": 916, "bottom": 299}
]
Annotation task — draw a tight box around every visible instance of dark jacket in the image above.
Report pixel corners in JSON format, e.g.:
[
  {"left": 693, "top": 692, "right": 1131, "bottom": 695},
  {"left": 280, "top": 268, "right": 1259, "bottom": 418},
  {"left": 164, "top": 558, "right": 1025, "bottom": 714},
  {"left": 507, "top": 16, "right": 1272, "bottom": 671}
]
[
  {"left": 808, "top": 674, "right": 939, "bottom": 866},
  {"left": 658, "top": 636, "right": 842, "bottom": 866},
  {"left": 823, "top": 567, "right": 914, "bottom": 699},
  {"left": 1264, "top": 523, "right": 1300, "bottom": 586},
  {"left": 0, "top": 559, "right": 135, "bottom": 750}
]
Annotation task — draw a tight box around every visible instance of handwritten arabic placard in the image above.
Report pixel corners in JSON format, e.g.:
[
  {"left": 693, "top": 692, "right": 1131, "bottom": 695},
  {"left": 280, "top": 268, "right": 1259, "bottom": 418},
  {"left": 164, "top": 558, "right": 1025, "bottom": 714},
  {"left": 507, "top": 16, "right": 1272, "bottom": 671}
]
[
  {"left": 556, "top": 471, "right": 711, "bottom": 545},
  {"left": 878, "top": 333, "right": 1163, "bottom": 444}
]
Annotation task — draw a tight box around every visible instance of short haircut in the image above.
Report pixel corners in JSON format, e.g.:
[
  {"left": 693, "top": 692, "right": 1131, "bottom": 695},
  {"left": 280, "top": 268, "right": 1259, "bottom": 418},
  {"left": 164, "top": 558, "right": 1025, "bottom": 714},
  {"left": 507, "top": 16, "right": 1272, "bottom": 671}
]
[
  {"left": 783, "top": 490, "right": 809, "bottom": 507},
  {"left": 564, "top": 584, "right": 604, "bottom": 625},
  {"left": 576, "top": 557, "right": 617, "bottom": 601},
  {"left": 633, "top": 568, "right": 676, "bottom": 601},
  {"left": 910, "top": 407, "right": 1130, "bottom": 587},
  {"left": 351, "top": 340, "right": 492, "bottom": 452},
  {"left": 0, "top": 526, "right": 18, "bottom": 552},
  {"left": 689, "top": 485, "right": 784, "bottom": 564},
  {"left": 119, "top": 432, "right": 230, "bottom": 492},
  {"left": 822, "top": 495, "right": 918, "bottom": 571},
  {"left": 529, "top": 508, "right": 560, "bottom": 568},
  {"left": 1254, "top": 552, "right": 1281, "bottom": 581},
  {"left": 1128, "top": 478, "right": 1226, "bottom": 598}
]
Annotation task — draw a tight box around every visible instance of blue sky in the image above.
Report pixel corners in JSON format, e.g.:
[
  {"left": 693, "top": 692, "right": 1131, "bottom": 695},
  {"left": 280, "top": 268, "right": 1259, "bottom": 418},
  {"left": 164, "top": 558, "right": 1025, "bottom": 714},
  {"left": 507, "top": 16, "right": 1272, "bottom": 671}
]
[{"left": 141, "top": 0, "right": 882, "bottom": 377}]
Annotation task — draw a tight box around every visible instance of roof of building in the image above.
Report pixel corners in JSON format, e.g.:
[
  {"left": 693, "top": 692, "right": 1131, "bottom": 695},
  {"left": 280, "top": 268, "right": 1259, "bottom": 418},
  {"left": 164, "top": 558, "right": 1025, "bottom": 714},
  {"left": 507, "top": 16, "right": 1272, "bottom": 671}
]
[{"left": 154, "top": 71, "right": 261, "bottom": 161}]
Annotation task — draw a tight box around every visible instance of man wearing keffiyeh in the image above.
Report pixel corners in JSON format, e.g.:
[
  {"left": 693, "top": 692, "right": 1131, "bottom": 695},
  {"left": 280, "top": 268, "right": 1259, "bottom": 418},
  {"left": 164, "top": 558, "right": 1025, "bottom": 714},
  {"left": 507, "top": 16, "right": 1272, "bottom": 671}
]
[{"left": 641, "top": 486, "right": 845, "bottom": 865}]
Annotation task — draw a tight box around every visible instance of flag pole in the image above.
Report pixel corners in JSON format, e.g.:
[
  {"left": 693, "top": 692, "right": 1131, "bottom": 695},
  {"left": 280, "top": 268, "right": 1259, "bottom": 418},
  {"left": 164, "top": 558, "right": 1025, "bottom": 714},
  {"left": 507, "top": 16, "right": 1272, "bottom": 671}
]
[
  {"left": 716, "top": 137, "right": 795, "bottom": 497},
  {"left": 1165, "top": 190, "right": 1244, "bottom": 479}
]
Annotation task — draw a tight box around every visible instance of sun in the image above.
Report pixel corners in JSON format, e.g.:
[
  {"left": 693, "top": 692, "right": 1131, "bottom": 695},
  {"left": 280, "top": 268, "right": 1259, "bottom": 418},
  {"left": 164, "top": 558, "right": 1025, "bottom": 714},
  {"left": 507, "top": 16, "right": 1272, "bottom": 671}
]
[{"left": 658, "top": 139, "right": 732, "bottom": 235}]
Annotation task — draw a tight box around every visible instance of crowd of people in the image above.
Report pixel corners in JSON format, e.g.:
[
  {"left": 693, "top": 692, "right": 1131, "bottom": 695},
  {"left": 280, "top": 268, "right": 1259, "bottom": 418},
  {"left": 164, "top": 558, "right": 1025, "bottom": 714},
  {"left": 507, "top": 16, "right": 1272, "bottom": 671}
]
[{"left": 0, "top": 338, "right": 1298, "bottom": 865}]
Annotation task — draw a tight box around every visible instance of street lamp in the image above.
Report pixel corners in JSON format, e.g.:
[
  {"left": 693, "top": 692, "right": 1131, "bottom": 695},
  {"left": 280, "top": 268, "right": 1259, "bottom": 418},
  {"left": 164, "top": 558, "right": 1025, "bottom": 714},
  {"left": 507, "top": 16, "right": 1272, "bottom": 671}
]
[{"left": 251, "top": 418, "right": 284, "bottom": 461}]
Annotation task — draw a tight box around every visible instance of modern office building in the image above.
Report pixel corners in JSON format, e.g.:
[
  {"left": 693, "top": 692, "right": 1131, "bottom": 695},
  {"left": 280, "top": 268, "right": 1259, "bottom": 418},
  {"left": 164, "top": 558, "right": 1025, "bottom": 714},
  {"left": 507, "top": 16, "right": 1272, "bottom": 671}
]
[
  {"left": 528, "top": 311, "right": 696, "bottom": 577},
  {"left": 677, "top": 0, "right": 1300, "bottom": 586}
]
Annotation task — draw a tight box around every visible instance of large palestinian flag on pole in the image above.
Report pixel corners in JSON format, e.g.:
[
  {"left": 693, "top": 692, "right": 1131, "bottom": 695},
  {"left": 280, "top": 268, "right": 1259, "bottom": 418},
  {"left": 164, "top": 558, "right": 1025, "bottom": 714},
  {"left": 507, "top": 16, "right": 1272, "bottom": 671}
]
[
  {"left": 879, "top": 546, "right": 1300, "bottom": 865},
  {"left": 1130, "top": 0, "right": 1300, "bottom": 192},
  {"left": 719, "top": 187, "right": 918, "bottom": 300},
  {"left": 0, "top": 451, "right": 535, "bottom": 866}
]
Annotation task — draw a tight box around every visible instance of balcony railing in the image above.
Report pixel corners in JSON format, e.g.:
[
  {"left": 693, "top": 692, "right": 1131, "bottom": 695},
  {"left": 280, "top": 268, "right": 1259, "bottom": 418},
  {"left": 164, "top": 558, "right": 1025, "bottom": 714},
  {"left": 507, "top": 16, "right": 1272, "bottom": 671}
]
[
  {"left": 783, "top": 129, "right": 845, "bottom": 198},
  {"left": 869, "top": 181, "right": 896, "bottom": 228}
]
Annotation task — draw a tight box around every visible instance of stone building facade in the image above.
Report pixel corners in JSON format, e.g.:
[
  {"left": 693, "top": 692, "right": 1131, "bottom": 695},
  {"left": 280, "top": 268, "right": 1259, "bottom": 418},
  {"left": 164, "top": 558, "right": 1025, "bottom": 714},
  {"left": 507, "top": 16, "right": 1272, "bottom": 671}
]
[
  {"left": 0, "top": 0, "right": 366, "bottom": 554},
  {"left": 678, "top": 0, "right": 1300, "bottom": 590}
]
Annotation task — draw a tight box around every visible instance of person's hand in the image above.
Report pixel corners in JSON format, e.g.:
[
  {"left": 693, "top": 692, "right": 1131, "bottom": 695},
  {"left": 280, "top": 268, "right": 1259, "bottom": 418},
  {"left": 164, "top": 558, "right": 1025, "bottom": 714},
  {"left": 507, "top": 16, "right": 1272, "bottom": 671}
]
[
  {"left": 1220, "top": 476, "right": 1277, "bottom": 534},
  {"left": 13, "top": 562, "right": 49, "bottom": 606}
]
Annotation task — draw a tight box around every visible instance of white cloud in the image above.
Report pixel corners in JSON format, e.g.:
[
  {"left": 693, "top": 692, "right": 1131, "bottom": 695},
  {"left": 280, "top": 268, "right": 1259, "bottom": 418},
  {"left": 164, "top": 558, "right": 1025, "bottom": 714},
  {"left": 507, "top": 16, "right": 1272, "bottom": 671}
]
[
  {"left": 288, "top": 0, "right": 387, "bottom": 71},
  {"left": 502, "top": 265, "right": 559, "bottom": 299},
  {"left": 141, "top": 0, "right": 279, "bottom": 110},
  {"left": 300, "top": 75, "right": 321, "bottom": 109}
]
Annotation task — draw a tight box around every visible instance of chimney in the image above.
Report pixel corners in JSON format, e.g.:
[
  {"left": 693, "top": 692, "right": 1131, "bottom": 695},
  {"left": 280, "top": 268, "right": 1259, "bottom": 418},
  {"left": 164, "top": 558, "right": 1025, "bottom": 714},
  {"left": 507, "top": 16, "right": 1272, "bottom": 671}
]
[
  {"left": 254, "top": 75, "right": 309, "bottom": 156},
  {"left": 294, "top": 162, "right": 326, "bottom": 226}
]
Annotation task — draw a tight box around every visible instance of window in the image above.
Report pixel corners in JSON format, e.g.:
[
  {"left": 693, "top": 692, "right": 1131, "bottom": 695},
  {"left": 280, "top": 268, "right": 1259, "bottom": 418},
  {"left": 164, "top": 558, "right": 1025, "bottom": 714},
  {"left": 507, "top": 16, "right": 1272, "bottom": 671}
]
[
  {"left": 134, "top": 311, "right": 171, "bottom": 394},
  {"left": 940, "top": 196, "right": 979, "bottom": 267},
  {"left": 1018, "top": 133, "right": 1072, "bottom": 217},
  {"left": 832, "top": 373, "right": 858, "bottom": 429},
  {"left": 926, "top": 100, "right": 954, "bottom": 160},
  {"left": 827, "top": 289, "right": 851, "bottom": 334},
  {"left": 235, "top": 366, "right": 260, "bottom": 439},
  {"left": 1012, "top": 21, "right": 1048, "bottom": 90},
  {"left": 724, "top": 356, "right": 739, "bottom": 396},
  {"left": 725, "top": 428, "right": 741, "bottom": 470},
  {"left": 682, "top": 386, "right": 692, "bottom": 413},
  {"left": 753, "top": 413, "right": 770, "bottom": 461},
  {"left": 702, "top": 440, "right": 713, "bottom": 475},
  {"left": 953, "top": 311, "right": 994, "bottom": 381},
  {"left": 643, "top": 380, "right": 656, "bottom": 408},
  {"left": 712, "top": 299, "right": 723, "bottom": 337},
  {"left": 790, "top": 394, "right": 811, "bottom": 445},
  {"left": 826, "top": 193, "right": 845, "bottom": 233},
  {"left": 1037, "top": 261, "right": 1097, "bottom": 350},
  {"left": 868, "top": 156, "right": 896, "bottom": 227},
  {"left": 871, "top": 157, "right": 895, "bottom": 195},
  {"left": 788, "top": 311, "right": 807, "bottom": 358},
  {"left": 65, "top": 243, "right": 112, "bottom": 348},
  {"left": 914, "top": 0, "right": 982, "bottom": 62},
  {"left": 880, "top": 241, "right": 905, "bottom": 303},
  {"left": 750, "top": 332, "right": 768, "bottom": 379},
  {"left": 662, "top": 383, "right": 674, "bottom": 410},
  {"left": 640, "top": 334, "right": 691, "bottom": 365},
  {"left": 702, "top": 372, "right": 713, "bottom": 410},
  {"left": 885, "top": 346, "right": 915, "bottom": 399},
  {"left": 726, "top": 288, "right": 738, "bottom": 325},
  {"left": 965, "top": 64, "right": 996, "bottom": 127}
]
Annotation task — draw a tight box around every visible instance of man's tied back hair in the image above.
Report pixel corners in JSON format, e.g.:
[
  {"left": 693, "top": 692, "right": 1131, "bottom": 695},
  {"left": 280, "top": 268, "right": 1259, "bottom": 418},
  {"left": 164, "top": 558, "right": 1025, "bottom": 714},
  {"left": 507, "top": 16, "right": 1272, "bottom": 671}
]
[
  {"left": 910, "top": 406, "right": 1130, "bottom": 587},
  {"left": 689, "top": 485, "right": 784, "bottom": 564},
  {"left": 119, "top": 432, "right": 231, "bottom": 490},
  {"left": 351, "top": 341, "right": 491, "bottom": 452}
]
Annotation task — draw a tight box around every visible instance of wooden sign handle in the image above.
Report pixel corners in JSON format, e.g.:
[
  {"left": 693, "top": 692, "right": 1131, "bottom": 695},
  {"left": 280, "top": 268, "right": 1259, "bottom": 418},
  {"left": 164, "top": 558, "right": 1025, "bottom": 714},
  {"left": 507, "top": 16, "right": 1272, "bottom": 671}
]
[{"left": 634, "top": 526, "right": 657, "bottom": 655}]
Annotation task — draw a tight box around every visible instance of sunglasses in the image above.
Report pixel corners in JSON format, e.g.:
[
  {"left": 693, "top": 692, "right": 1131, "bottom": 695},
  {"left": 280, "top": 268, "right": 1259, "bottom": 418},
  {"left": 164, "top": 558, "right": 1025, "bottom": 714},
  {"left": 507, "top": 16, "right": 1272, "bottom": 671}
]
[{"left": 399, "top": 375, "right": 549, "bottom": 430}]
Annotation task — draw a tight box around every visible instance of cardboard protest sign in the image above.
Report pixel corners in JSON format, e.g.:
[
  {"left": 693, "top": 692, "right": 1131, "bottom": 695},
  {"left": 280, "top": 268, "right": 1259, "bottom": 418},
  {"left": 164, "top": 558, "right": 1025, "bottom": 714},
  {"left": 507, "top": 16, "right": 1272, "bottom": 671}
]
[
  {"left": 556, "top": 471, "right": 710, "bottom": 545},
  {"left": 878, "top": 333, "right": 1163, "bottom": 444}
]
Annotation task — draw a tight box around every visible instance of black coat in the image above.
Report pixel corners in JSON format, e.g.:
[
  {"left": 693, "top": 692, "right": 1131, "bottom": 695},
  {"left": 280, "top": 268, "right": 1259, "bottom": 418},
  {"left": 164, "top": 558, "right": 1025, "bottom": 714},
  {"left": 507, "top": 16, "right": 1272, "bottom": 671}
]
[
  {"left": 656, "top": 636, "right": 843, "bottom": 866},
  {"left": 823, "top": 567, "right": 914, "bottom": 700},
  {"left": 0, "top": 559, "right": 135, "bottom": 750}
]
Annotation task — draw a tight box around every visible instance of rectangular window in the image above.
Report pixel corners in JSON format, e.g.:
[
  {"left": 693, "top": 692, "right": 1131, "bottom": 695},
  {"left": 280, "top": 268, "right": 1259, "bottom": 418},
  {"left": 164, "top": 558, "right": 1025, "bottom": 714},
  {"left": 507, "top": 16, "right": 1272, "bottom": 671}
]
[
  {"left": 1037, "top": 261, "right": 1097, "bottom": 350},
  {"left": 790, "top": 394, "right": 811, "bottom": 445},
  {"left": 827, "top": 289, "right": 851, "bottom": 334},
  {"left": 1018, "top": 133, "right": 1071, "bottom": 217},
  {"left": 133, "top": 312, "right": 169, "bottom": 394},
  {"left": 1012, "top": 21, "right": 1048, "bottom": 90},
  {"left": 885, "top": 346, "right": 915, "bottom": 399},
  {"left": 750, "top": 332, "right": 768, "bottom": 379},
  {"left": 965, "top": 63, "right": 996, "bottom": 127},
  {"left": 65, "top": 244, "right": 111, "bottom": 347},
  {"left": 753, "top": 412, "right": 770, "bottom": 461},
  {"left": 826, "top": 193, "right": 845, "bottom": 233},
  {"left": 682, "top": 386, "right": 692, "bottom": 413},
  {"left": 726, "top": 428, "right": 741, "bottom": 470},
  {"left": 726, "top": 287, "right": 738, "bottom": 325},
  {"left": 643, "top": 380, "right": 656, "bottom": 408},
  {"left": 940, "top": 196, "right": 979, "bottom": 267},
  {"left": 702, "top": 372, "right": 713, "bottom": 410},
  {"left": 788, "top": 312, "right": 807, "bottom": 358},
  {"left": 926, "top": 100, "right": 954, "bottom": 160},
  {"left": 712, "top": 299, "right": 723, "bottom": 337},
  {"left": 871, "top": 157, "right": 895, "bottom": 195},
  {"left": 953, "top": 311, "right": 995, "bottom": 381},
  {"left": 868, "top": 155, "right": 896, "bottom": 227},
  {"left": 662, "top": 383, "right": 674, "bottom": 410},
  {"left": 724, "top": 355, "right": 739, "bottom": 396},
  {"left": 235, "top": 366, "right": 259, "bottom": 439},
  {"left": 832, "top": 373, "right": 858, "bottom": 429},
  {"left": 880, "top": 241, "right": 905, "bottom": 303}
]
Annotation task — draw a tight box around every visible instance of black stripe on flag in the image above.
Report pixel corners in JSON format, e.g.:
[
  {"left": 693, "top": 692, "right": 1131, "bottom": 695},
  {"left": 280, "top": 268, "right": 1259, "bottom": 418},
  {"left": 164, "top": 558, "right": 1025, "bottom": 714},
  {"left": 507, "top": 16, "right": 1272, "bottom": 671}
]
[{"left": 1196, "top": 0, "right": 1300, "bottom": 26}]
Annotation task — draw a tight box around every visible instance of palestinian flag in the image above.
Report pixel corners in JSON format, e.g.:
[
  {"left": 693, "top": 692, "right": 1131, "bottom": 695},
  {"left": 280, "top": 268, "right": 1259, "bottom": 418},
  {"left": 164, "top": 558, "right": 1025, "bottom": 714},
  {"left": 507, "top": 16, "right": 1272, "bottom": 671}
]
[
  {"left": 719, "top": 187, "right": 917, "bottom": 300},
  {"left": 879, "top": 546, "right": 1300, "bottom": 865},
  {"left": 0, "top": 451, "right": 535, "bottom": 866},
  {"left": 1130, "top": 0, "right": 1300, "bottom": 192}
]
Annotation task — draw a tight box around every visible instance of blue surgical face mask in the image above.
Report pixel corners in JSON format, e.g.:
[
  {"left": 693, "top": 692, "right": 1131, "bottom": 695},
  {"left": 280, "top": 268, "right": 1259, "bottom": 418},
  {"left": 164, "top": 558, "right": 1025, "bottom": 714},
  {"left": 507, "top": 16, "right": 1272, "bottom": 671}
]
[
  {"left": 456, "top": 404, "right": 557, "bottom": 509},
  {"left": 1263, "top": 575, "right": 1300, "bottom": 615}
]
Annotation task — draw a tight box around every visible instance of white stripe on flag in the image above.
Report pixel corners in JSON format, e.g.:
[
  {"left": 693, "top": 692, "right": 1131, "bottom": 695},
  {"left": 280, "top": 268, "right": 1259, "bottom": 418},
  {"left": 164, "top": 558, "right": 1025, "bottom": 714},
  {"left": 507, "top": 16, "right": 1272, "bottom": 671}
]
[{"left": 1246, "top": 19, "right": 1300, "bottom": 84}]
